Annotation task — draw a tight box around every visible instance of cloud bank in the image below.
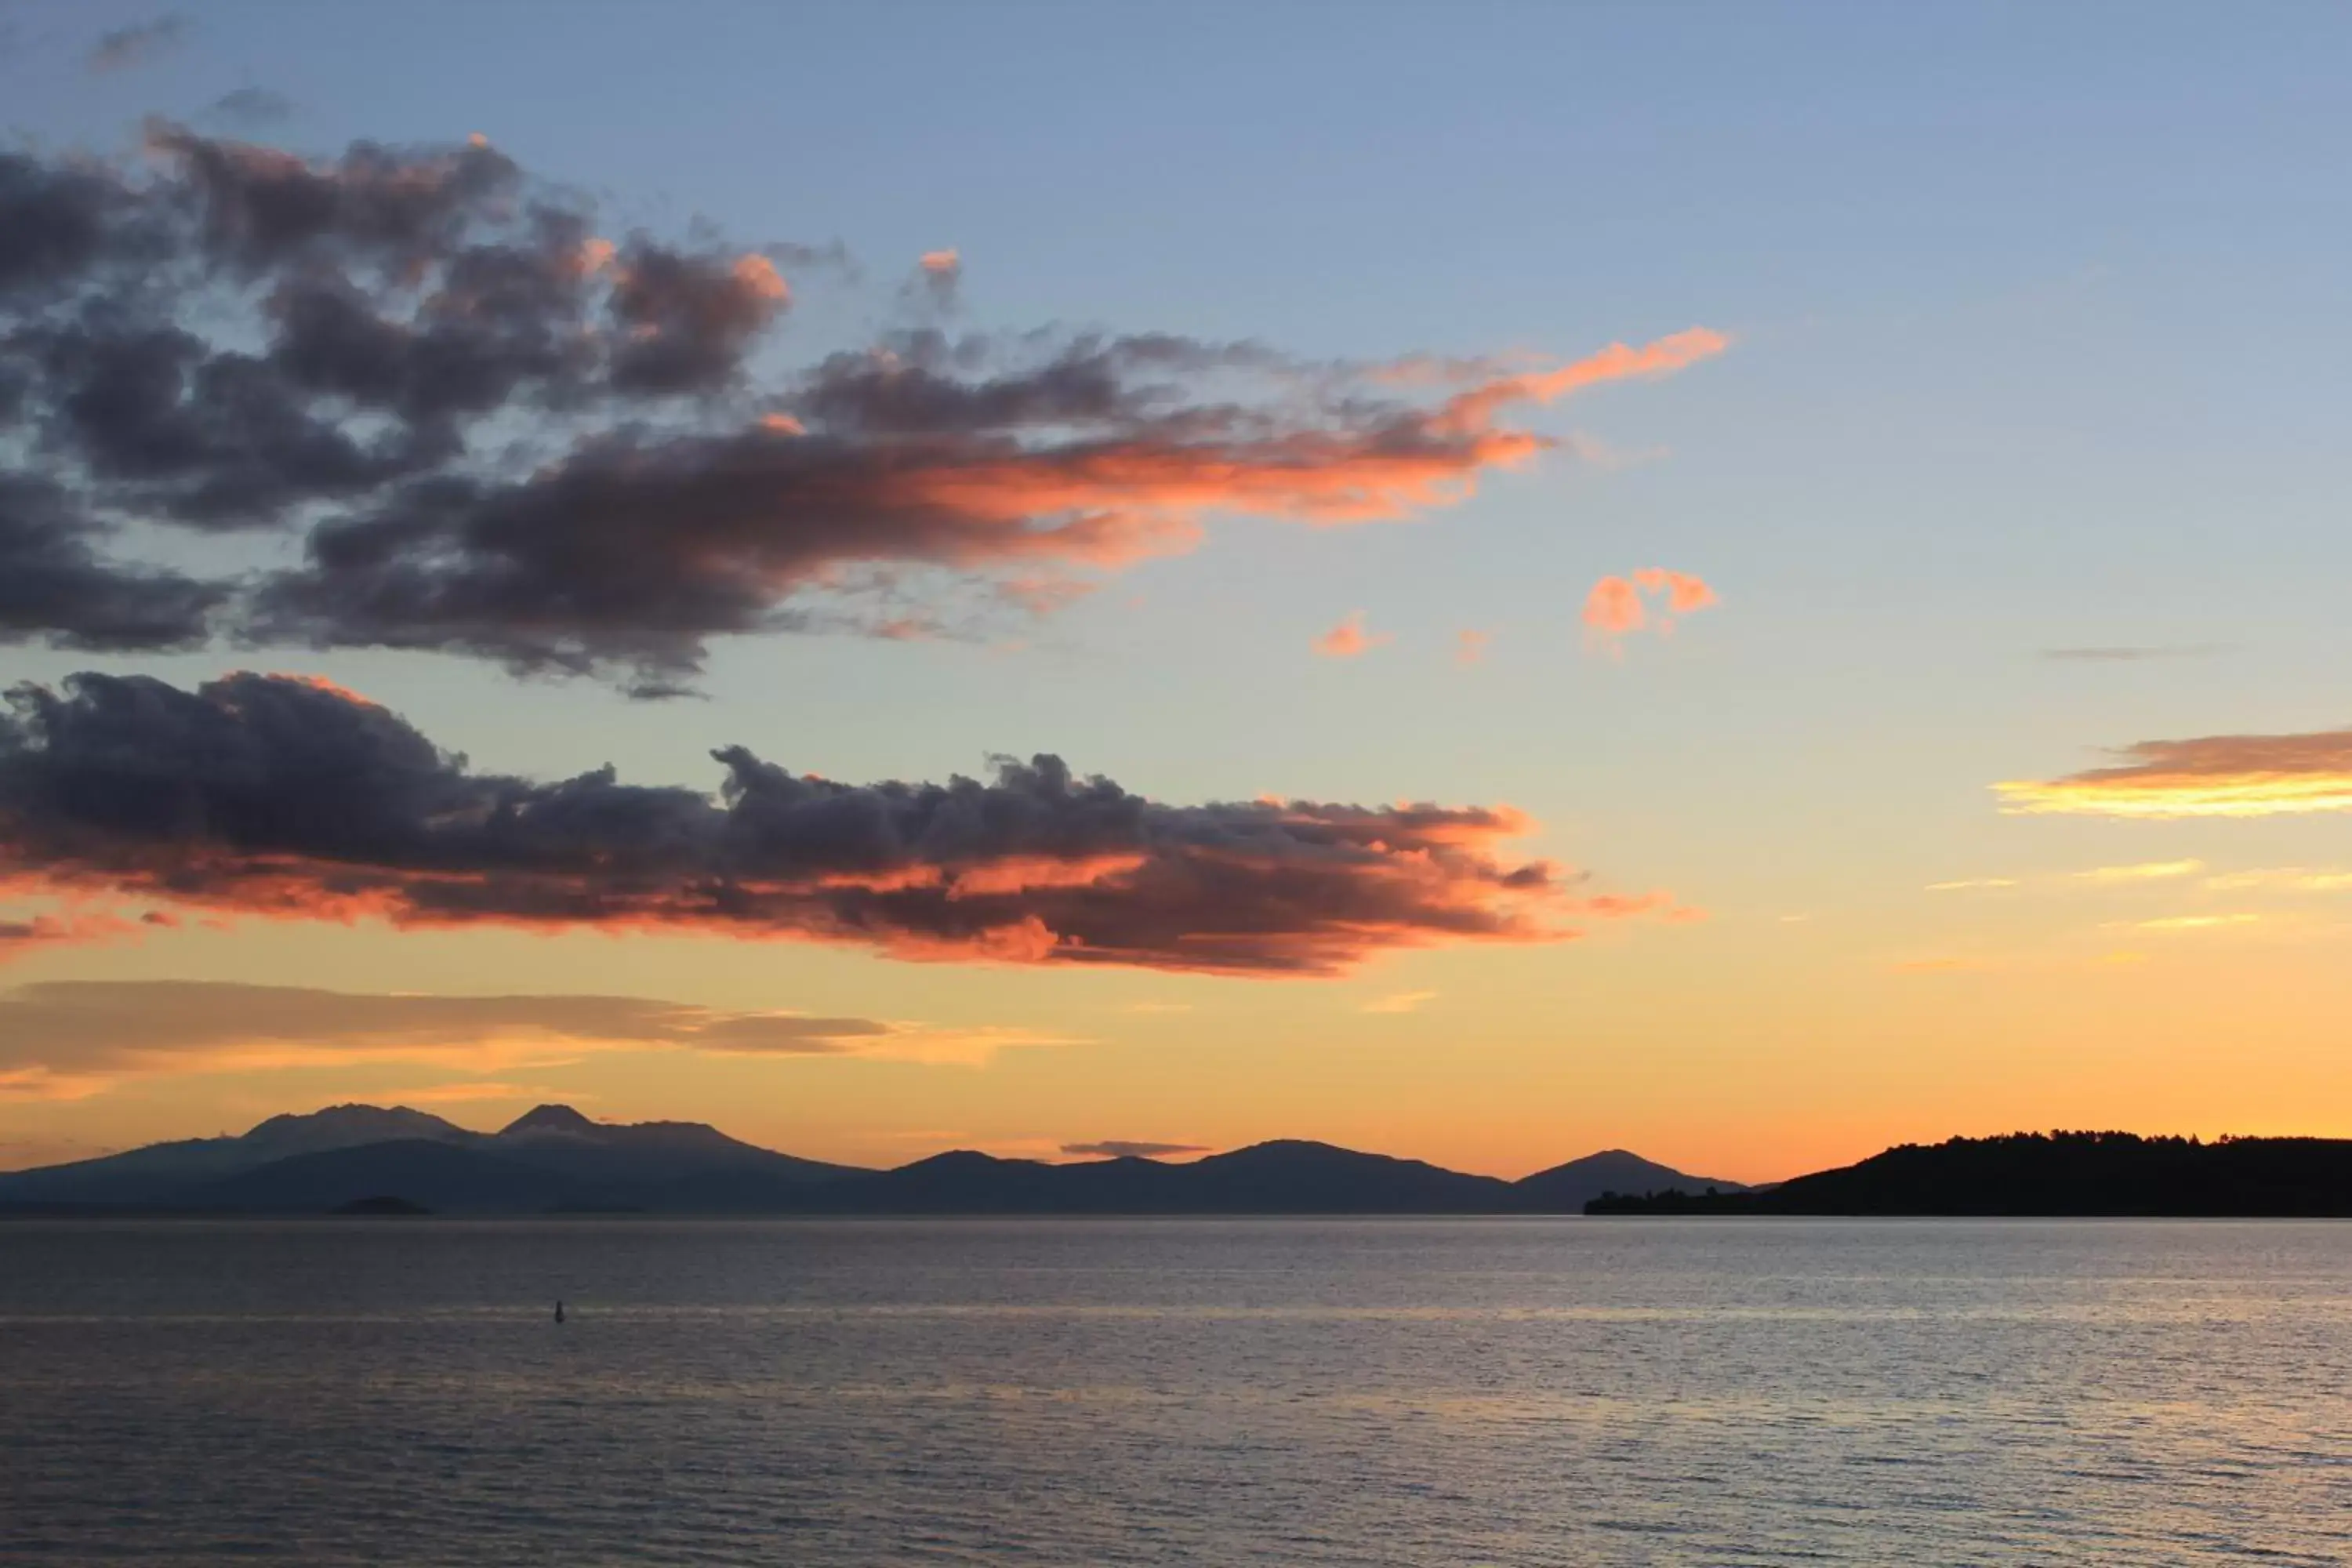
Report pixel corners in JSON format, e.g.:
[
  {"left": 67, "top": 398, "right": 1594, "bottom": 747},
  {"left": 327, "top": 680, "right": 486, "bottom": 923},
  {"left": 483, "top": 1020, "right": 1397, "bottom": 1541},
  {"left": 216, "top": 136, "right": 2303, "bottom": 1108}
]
[
  {"left": 0, "top": 670, "right": 1682, "bottom": 975},
  {"left": 0, "top": 123, "right": 1726, "bottom": 694},
  {"left": 0, "top": 978, "right": 1072, "bottom": 1100}
]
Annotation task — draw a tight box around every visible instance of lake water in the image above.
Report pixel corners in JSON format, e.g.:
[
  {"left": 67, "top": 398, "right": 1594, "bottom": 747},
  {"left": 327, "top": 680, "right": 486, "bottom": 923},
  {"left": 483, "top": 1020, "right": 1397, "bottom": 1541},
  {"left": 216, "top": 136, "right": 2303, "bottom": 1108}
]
[{"left": 3, "top": 1218, "right": 2350, "bottom": 1565}]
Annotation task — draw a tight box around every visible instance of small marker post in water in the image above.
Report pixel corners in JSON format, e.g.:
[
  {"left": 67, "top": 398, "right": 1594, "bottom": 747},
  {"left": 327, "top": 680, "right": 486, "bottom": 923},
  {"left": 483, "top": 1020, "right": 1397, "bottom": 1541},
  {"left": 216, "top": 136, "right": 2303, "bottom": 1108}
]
[{"left": 554, "top": 1299, "right": 565, "bottom": 1323}]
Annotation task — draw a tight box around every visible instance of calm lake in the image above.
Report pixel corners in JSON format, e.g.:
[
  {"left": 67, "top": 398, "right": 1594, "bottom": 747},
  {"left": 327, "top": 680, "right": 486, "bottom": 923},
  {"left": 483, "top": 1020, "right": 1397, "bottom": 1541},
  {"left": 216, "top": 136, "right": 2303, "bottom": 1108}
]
[{"left": 4, "top": 1218, "right": 2349, "bottom": 1565}]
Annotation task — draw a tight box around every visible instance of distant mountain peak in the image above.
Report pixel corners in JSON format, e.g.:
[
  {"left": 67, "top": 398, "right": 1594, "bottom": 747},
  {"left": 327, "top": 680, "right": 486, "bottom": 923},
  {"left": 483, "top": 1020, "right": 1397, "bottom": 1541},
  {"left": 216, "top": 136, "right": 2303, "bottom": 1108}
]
[
  {"left": 499, "top": 1104, "right": 600, "bottom": 1137},
  {"left": 241, "top": 1103, "right": 469, "bottom": 1149},
  {"left": 1514, "top": 1148, "right": 1747, "bottom": 1207}
]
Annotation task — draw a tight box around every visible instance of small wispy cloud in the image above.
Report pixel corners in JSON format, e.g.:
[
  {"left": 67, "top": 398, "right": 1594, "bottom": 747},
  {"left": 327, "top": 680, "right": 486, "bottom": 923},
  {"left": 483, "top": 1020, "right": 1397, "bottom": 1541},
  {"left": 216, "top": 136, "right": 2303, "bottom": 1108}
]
[
  {"left": 1313, "top": 610, "right": 1391, "bottom": 659},
  {"left": 1996, "top": 728, "right": 2352, "bottom": 818},
  {"left": 1059, "top": 1139, "right": 1210, "bottom": 1160},
  {"left": 1892, "top": 956, "right": 1992, "bottom": 975},
  {"left": 208, "top": 86, "right": 293, "bottom": 125},
  {"left": 2107, "top": 913, "right": 2262, "bottom": 934},
  {"left": 1454, "top": 629, "right": 1493, "bottom": 668},
  {"left": 2040, "top": 644, "right": 2230, "bottom": 663},
  {"left": 1122, "top": 1000, "right": 1195, "bottom": 1015},
  {"left": 907, "top": 248, "right": 961, "bottom": 310},
  {"left": 0, "top": 980, "right": 1082, "bottom": 1100},
  {"left": 2204, "top": 867, "right": 2352, "bottom": 894},
  {"left": 1360, "top": 989, "right": 1439, "bottom": 1014},
  {"left": 88, "top": 13, "right": 187, "bottom": 72},
  {"left": 2070, "top": 859, "right": 2205, "bottom": 884},
  {"left": 1929, "top": 860, "right": 2205, "bottom": 893},
  {"left": 375, "top": 1081, "right": 579, "bottom": 1105},
  {"left": 1559, "top": 432, "right": 1669, "bottom": 470}
]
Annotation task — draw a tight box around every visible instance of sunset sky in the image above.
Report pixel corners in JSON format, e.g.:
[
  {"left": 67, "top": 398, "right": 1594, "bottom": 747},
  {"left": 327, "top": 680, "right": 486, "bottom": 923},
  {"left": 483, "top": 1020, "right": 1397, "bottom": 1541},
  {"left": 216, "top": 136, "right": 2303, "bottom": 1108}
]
[{"left": 4, "top": 2, "right": 2350, "bottom": 1181}]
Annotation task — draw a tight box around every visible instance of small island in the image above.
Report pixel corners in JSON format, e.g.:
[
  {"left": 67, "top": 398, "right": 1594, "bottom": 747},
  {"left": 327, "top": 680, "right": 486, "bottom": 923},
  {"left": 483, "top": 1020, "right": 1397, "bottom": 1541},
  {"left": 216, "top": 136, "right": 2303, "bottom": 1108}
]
[{"left": 329, "top": 1195, "right": 434, "bottom": 1217}]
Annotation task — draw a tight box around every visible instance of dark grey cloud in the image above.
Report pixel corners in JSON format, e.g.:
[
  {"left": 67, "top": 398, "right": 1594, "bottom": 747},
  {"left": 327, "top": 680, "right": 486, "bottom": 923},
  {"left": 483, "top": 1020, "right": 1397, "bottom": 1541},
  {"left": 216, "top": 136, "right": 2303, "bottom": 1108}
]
[
  {"left": 605, "top": 241, "right": 789, "bottom": 394},
  {"left": 9, "top": 122, "right": 789, "bottom": 445},
  {"left": 0, "top": 124, "right": 1715, "bottom": 692},
  {"left": 0, "top": 476, "right": 225, "bottom": 648},
  {"left": 1060, "top": 1139, "right": 1210, "bottom": 1160},
  {"left": 0, "top": 122, "right": 820, "bottom": 672},
  {"left": 206, "top": 88, "right": 294, "bottom": 127},
  {"left": 22, "top": 309, "right": 433, "bottom": 528},
  {"left": 87, "top": 15, "right": 187, "bottom": 74},
  {"left": 241, "top": 325, "right": 1509, "bottom": 690},
  {"left": 0, "top": 152, "right": 151, "bottom": 299},
  {"left": 0, "top": 670, "right": 1592, "bottom": 975}
]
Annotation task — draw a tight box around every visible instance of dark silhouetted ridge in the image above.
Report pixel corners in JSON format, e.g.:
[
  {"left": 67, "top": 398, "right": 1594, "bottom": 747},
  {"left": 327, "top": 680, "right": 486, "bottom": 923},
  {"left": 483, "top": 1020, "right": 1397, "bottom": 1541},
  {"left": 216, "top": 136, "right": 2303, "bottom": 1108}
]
[
  {"left": 499, "top": 1104, "right": 601, "bottom": 1137},
  {"left": 0, "top": 1102, "right": 867, "bottom": 1212},
  {"left": 1515, "top": 1149, "right": 1748, "bottom": 1212},
  {"left": 1585, "top": 1131, "right": 2352, "bottom": 1216},
  {"left": 0, "top": 1102, "right": 1738, "bottom": 1215}
]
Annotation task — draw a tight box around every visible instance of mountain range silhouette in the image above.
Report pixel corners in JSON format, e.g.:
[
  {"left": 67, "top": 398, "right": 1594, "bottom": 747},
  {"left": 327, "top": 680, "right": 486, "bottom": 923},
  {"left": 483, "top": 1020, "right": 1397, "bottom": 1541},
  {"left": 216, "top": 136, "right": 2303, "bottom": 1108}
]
[{"left": 0, "top": 1104, "right": 1739, "bottom": 1215}]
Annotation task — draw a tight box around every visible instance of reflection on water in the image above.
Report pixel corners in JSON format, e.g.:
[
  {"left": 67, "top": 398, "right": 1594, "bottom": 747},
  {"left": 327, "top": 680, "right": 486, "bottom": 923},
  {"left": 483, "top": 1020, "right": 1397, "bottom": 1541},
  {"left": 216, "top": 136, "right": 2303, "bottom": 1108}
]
[{"left": 3, "top": 1218, "right": 2350, "bottom": 1565}]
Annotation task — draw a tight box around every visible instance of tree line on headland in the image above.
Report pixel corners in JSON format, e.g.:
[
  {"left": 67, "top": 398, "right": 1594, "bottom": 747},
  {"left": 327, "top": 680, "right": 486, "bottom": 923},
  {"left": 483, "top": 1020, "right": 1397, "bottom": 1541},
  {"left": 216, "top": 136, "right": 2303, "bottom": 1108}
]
[{"left": 1587, "top": 1131, "right": 2352, "bottom": 1216}]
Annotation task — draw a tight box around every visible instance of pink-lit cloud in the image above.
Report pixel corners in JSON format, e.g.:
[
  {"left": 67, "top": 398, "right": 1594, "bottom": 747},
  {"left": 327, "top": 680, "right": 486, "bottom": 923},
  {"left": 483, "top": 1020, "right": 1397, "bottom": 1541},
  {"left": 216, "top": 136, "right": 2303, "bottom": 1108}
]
[
  {"left": 1313, "top": 611, "right": 1392, "bottom": 659},
  {"left": 1583, "top": 568, "right": 1722, "bottom": 652}
]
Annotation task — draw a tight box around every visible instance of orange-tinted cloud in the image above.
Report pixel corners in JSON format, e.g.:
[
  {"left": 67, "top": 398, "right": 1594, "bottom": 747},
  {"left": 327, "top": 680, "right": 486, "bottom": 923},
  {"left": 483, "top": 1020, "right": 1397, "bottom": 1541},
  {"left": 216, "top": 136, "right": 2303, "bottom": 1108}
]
[
  {"left": 1583, "top": 576, "right": 1648, "bottom": 637},
  {"left": 260, "top": 671, "right": 378, "bottom": 706},
  {"left": 1632, "top": 568, "right": 1719, "bottom": 615},
  {"left": 1577, "top": 891, "right": 1706, "bottom": 923},
  {"left": 1454, "top": 629, "right": 1492, "bottom": 668},
  {"left": 1313, "top": 611, "right": 1391, "bottom": 659},
  {"left": 1996, "top": 729, "right": 2352, "bottom": 818},
  {"left": 1360, "top": 989, "right": 1438, "bottom": 1014},
  {"left": 1584, "top": 568, "right": 1721, "bottom": 652},
  {"left": 1425, "top": 330, "right": 1729, "bottom": 438},
  {"left": 0, "top": 671, "right": 1692, "bottom": 977},
  {"left": 909, "top": 248, "right": 962, "bottom": 309},
  {"left": 0, "top": 909, "right": 151, "bottom": 964}
]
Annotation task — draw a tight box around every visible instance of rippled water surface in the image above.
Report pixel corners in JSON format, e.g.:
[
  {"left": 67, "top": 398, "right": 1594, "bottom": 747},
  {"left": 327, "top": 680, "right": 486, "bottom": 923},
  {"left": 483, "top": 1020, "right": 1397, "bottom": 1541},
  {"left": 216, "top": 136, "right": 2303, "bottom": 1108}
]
[{"left": 5, "top": 1218, "right": 2351, "bottom": 1564}]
